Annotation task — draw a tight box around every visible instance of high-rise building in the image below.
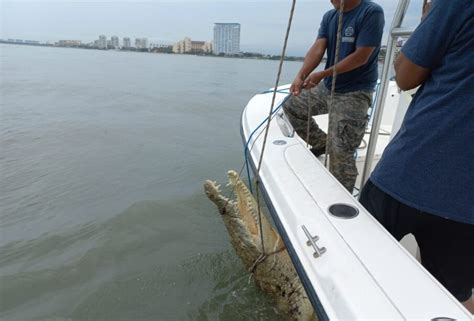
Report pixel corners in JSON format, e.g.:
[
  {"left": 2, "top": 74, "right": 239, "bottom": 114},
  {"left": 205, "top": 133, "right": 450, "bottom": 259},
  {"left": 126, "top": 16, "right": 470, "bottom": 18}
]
[
  {"left": 111, "top": 36, "right": 119, "bottom": 49},
  {"left": 98, "top": 35, "right": 107, "bottom": 49},
  {"left": 123, "top": 37, "right": 131, "bottom": 48},
  {"left": 173, "top": 37, "right": 191, "bottom": 53},
  {"left": 135, "top": 38, "right": 148, "bottom": 49},
  {"left": 213, "top": 23, "right": 240, "bottom": 55}
]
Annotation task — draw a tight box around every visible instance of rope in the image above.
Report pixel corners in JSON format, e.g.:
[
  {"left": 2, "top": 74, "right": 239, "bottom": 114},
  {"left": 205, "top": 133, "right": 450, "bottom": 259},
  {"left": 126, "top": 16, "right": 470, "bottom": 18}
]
[
  {"left": 244, "top": 93, "right": 291, "bottom": 193},
  {"left": 248, "top": 245, "right": 286, "bottom": 281},
  {"left": 324, "top": 0, "right": 345, "bottom": 168},
  {"left": 306, "top": 90, "right": 312, "bottom": 148},
  {"left": 254, "top": 0, "right": 297, "bottom": 261},
  {"left": 219, "top": 0, "right": 346, "bottom": 276},
  {"left": 220, "top": 90, "right": 290, "bottom": 217}
]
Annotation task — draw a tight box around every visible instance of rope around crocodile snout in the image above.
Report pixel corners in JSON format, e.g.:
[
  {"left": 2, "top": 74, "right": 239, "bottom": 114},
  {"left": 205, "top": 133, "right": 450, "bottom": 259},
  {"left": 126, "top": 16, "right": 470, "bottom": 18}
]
[{"left": 248, "top": 245, "right": 287, "bottom": 284}]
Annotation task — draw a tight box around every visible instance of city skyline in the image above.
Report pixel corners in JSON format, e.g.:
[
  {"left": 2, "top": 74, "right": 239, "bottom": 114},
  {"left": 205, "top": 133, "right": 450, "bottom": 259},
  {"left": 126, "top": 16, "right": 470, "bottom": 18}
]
[{"left": 1, "top": 1, "right": 424, "bottom": 56}]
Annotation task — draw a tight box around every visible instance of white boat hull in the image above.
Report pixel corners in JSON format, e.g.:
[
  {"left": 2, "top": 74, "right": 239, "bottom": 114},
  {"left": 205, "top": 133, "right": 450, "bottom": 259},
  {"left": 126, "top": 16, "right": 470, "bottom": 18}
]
[{"left": 241, "top": 85, "right": 471, "bottom": 320}]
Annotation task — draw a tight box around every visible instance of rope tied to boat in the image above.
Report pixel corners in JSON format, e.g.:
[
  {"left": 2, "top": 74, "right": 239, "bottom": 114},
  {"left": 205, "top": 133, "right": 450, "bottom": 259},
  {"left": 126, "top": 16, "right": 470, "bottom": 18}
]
[
  {"left": 253, "top": 0, "right": 297, "bottom": 264},
  {"left": 250, "top": 0, "right": 345, "bottom": 265},
  {"left": 248, "top": 245, "right": 287, "bottom": 283},
  {"left": 324, "top": 0, "right": 345, "bottom": 168},
  {"left": 225, "top": 0, "right": 345, "bottom": 271}
]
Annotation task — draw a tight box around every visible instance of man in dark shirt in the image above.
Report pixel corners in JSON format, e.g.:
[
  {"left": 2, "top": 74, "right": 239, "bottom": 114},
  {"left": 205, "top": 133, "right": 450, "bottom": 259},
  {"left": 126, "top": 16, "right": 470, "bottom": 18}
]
[
  {"left": 283, "top": 0, "right": 384, "bottom": 192},
  {"left": 360, "top": 0, "right": 473, "bottom": 313}
]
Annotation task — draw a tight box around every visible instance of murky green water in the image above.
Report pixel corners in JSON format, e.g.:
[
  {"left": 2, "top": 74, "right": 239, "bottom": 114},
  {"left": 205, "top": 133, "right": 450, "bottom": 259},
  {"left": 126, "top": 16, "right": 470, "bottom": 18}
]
[{"left": 0, "top": 44, "right": 304, "bottom": 320}]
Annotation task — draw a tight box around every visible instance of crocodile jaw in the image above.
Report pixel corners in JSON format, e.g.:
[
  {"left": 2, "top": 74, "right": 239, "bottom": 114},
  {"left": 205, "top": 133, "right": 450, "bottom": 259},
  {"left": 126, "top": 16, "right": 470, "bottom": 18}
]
[
  {"left": 204, "top": 171, "right": 316, "bottom": 321},
  {"left": 204, "top": 170, "right": 282, "bottom": 267}
]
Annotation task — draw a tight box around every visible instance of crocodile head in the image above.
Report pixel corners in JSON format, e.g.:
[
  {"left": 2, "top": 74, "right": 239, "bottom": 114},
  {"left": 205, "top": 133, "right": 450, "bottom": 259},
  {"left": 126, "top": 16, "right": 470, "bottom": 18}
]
[
  {"left": 204, "top": 170, "right": 283, "bottom": 268},
  {"left": 204, "top": 170, "right": 316, "bottom": 321}
]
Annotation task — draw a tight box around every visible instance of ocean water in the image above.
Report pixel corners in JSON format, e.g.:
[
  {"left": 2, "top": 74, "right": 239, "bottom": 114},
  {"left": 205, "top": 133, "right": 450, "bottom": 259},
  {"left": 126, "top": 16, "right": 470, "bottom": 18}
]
[{"left": 0, "top": 44, "right": 303, "bottom": 321}]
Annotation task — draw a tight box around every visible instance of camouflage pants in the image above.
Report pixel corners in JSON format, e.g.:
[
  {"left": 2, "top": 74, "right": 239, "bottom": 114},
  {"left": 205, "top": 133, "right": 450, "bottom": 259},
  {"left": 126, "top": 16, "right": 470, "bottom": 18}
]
[{"left": 283, "top": 83, "right": 372, "bottom": 192}]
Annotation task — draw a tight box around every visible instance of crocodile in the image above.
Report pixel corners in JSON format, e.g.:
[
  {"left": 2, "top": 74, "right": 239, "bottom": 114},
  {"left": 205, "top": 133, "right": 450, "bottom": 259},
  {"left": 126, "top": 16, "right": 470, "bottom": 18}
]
[{"left": 204, "top": 170, "right": 316, "bottom": 321}]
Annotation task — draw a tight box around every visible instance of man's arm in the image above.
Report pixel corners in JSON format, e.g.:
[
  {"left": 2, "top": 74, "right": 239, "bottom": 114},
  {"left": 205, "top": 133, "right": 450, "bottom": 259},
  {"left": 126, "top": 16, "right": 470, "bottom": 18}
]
[
  {"left": 304, "top": 47, "right": 375, "bottom": 88},
  {"left": 422, "top": 0, "right": 432, "bottom": 20},
  {"left": 394, "top": 52, "right": 430, "bottom": 91},
  {"left": 298, "top": 38, "right": 328, "bottom": 81},
  {"left": 291, "top": 38, "right": 327, "bottom": 95},
  {"left": 394, "top": 1, "right": 465, "bottom": 91},
  {"left": 393, "top": 0, "right": 432, "bottom": 91}
]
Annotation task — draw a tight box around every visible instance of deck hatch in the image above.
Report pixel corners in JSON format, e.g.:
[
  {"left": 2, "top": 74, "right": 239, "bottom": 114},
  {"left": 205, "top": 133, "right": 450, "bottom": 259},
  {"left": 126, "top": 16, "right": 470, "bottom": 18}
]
[{"left": 328, "top": 203, "right": 359, "bottom": 219}]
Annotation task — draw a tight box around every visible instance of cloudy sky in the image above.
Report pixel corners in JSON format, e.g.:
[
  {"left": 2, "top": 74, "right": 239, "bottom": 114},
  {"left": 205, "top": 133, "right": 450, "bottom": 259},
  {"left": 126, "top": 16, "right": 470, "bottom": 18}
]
[{"left": 1, "top": 0, "right": 424, "bottom": 55}]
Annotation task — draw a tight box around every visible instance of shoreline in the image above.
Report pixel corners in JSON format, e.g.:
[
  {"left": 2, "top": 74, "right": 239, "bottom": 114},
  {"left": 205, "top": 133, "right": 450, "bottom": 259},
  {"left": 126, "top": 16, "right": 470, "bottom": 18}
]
[
  {"left": 0, "top": 41, "right": 386, "bottom": 63},
  {"left": 0, "top": 40, "right": 306, "bottom": 62}
]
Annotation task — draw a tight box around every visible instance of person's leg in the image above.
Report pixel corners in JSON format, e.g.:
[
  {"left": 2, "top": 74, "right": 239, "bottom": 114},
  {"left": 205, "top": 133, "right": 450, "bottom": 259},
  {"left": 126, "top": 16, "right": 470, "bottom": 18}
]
[
  {"left": 413, "top": 212, "right": 474, "bottom": 313},
  {"left": 282, "top": 84, "right": 328, "bottom": 150},
  {"left": 361, "top": 181, "right": 474, "bottom": 313},
  {"left": 328, "top": 91, "right": 371, "bottom": 192},
  {"left": 359, "top": 180, "right": 416, "bottom": 241}
]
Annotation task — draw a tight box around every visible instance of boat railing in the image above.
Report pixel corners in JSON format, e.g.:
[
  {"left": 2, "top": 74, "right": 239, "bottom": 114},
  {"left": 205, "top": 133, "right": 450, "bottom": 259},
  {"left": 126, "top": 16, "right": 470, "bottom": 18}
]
[{"left": 359, "top": 0, "right": 415, "bottom": 188}]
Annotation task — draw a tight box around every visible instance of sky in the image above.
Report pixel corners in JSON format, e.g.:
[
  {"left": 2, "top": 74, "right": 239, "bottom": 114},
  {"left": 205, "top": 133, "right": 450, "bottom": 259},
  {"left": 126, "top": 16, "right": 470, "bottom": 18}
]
[{"left": 1, "top": 0, "right": 424, "bottom": 56}]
